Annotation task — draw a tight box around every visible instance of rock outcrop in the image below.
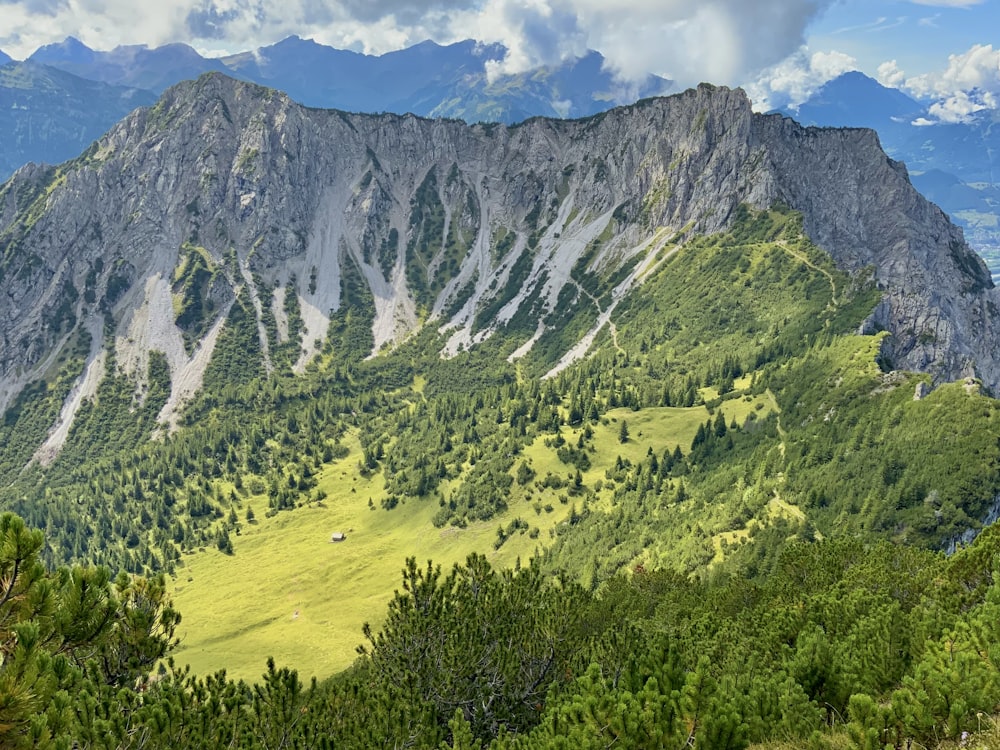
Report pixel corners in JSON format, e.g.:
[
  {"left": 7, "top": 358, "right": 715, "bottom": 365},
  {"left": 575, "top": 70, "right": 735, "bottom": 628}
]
[{"left": 0, "top": 73, "right": 996, "bottom": 439}]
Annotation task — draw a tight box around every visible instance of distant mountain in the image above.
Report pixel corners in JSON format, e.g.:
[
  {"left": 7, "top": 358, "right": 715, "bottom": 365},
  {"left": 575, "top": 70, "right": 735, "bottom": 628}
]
[
  {"left": 0, "top": 61, "right": 156, "bottom": 180},
  {"left": 28, "top": 36, "right": 230, "bottom": 92},
  {"left": 219, "top": 37, "right": 503, "bottom": 114},
  {"left": 788, "top": 71, "right": 923, "bottom": 134},
  {"left": 0, "top": 50, "right": 11, "bottom": 65},
  {"left": 898, "top": 114, "right": 1000, "bottom": 184},
  {"left": 783, "top": 71, "right": 1000, "bottom": 269},
  {"left": 220, "top": 36, "right": 671, "bottom": 122},
  {"left": 419, "top": 48, "right": 670, "bottom": 123},
  {"left": 911, "top": 169, "right": 1000, "bottom": 216},
  {"left": 26, "top": 35, "right": 671, "bottom": 125}
]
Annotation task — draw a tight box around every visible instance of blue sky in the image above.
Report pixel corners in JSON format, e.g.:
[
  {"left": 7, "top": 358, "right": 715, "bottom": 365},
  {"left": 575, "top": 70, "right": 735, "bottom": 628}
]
[
  {"left": 0, "top": 0, "right": 996, "bottom": 119},
  {"left": 758, "top": 0, "right": 1000, "bottom": 119},
  {"left": 808, "top": 0, "right": 996, "bottom": 77}
]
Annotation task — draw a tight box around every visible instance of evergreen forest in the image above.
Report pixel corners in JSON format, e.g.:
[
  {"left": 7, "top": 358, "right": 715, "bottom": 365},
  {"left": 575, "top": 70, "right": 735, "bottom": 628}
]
[{"left": 2, "top": 206, "right": 1000, "bottom": 748}]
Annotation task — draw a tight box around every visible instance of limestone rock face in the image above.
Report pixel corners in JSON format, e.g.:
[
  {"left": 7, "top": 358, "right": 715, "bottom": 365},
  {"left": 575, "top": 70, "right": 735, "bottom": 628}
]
[{"left": 0, "top": 74, "right": 996, "bottom": 435}]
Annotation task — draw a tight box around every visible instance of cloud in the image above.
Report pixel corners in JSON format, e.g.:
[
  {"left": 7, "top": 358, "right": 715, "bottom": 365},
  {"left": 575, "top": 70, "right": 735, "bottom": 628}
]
[
  {"left": 909, "top": 0, "right": 983, "bottom": 7},
  {"left": 927, "top": 89, "right": 996, "bottom": 123},
  {"left": 897, "top": 43, "right": 1000, "bottom": 123},
  {"left": 556, "top": 0, "right": 836, "bottom": 87},
  {"left": 831, "top": 16, "right": 908, "bottom": 35},
  {"left": 470, "top": 1, "right": 588, "bottom": 82},
  {"left": 0, "top": 0, "right": 68, "bottom": 15},
  {"left": 0, "top": 0, "right": 836, "bottom": 91},
  {"left": 876, "top": 59, "right": 906, "bottom": 89},
  {"left": 743, "top": 47, "right": 858, "bottom": 112}
]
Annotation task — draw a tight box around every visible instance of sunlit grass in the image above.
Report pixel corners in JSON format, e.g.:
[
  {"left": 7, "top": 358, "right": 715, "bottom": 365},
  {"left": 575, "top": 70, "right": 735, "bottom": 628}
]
[{"left": 169, "top": 389, "right": 777, "bottom": 682}]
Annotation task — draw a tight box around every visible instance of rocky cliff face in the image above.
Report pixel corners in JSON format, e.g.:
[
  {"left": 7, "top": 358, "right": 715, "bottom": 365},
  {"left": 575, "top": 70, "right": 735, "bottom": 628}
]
[{"left": 0, "top": 73, "right": 995, "bottom": 445}]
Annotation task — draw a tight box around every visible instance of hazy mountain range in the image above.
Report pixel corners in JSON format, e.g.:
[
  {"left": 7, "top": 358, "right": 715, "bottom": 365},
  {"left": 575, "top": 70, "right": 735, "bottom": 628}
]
[
  {"left": 0, "top": 61, "right": 156, "bottom": 179},
  {"left": 0, "top": 36, "right": 669, "bottom": 183}
]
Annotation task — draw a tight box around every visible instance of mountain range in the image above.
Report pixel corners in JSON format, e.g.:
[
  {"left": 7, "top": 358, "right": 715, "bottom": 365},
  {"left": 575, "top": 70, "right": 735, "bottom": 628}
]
[
  {"left": 1, "top": 74, "right": 994, "bottom": 424},
  {"left": 0, "top": 36, "right": 669, "bottom": 180},
  {"left": 28, "top": 36, "right": 233, "bottom": 92},
  {"left": 0, "top": 61, "right": 156, "bottom": 180},
  {"left": 2, "top": 60, "right": 1000, "bottom": 747},
  {"left": 4, "top": 37, "right": 1000, "bottom": 286}
]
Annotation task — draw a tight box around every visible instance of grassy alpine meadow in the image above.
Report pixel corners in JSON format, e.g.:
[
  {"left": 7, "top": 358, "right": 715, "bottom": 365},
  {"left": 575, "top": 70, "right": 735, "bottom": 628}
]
[
  {"left": 169, "top": 390, "right": 777, "bottom": 681},
  {"left": 169, "top": 431, "right": 575, "bottom": 681}
]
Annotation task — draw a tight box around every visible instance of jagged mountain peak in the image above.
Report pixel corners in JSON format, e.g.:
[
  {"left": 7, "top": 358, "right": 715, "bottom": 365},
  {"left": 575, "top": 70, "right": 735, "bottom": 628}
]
[
  {"left": 0, "top": 74, "right": 997, "bottom": 456},
  {"left": 29, "top": 35, "right": 97, "bottom": 63},
  {"left": 28, "top": 38, "right": 228, "bottom": 93}
]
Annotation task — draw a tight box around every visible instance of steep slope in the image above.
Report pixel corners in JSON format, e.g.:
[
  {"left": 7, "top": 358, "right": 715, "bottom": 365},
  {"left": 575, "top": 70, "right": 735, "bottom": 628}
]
[
  {"left": 782, "top": 71, "right": 1000, "bottom": 271},
  {"left": 0, "top": 61, "right": 156, "bottom": 180},
  {"left": 0, "top": 73, "right": 995, "bottom": 446}
]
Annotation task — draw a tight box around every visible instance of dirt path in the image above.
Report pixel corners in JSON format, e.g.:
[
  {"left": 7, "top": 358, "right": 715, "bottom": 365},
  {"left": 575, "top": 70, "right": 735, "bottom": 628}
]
[
  {"left": 774, "top": 240, "right": 838, "bottom": 305},
  {"left": 544, "top": 233, "right": 680, "bottom": 377}
]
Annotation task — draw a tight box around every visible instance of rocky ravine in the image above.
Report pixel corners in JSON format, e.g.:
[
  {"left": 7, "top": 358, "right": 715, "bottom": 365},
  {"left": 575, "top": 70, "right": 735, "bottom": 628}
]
[{"left": 0, "top": 73, "right": 996, "bottom": 453}]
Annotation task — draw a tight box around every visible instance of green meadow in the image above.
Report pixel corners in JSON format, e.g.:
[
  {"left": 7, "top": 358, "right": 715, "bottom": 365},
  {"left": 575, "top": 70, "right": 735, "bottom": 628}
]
[{"left": 170, "top": 391, "right": 776, "bottom": 681}]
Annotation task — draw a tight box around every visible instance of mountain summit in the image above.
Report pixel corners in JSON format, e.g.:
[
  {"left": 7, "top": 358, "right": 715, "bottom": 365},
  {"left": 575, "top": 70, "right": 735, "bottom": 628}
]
[
  {"left": 28, "top": 37, "right": 231, "bottom": 92},
  {"left": 0, "top": 73, "right": 995, "bottom": 442},
  {"left": 787, "top": 71, "right": 923, "bottom": 132}
]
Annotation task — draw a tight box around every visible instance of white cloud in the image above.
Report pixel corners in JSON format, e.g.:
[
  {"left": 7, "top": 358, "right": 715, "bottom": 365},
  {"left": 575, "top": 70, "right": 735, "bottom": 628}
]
[
  {"left": 909, "top": 0, "right": 983, "bottom": 7},
  {"left": 831, "top": 16, "right": 908, "bottom": 35},
  {"left": 562, "top": 0, "right": 836, "bottom": 87},
  {"left": 743, "top": 47, "right": 858, "bottom": 112},
  {"left": 898, "top": 44, "right": 1000, "bottom": 123},
  {"left": 876, "top": 59, "right": 905, "bottom": 89},
  {"left": 0, "top": 0, "right": 836, "bottom": 92},
  {"left": 927, "top": 89, "right": 996, "bottom": 122}
]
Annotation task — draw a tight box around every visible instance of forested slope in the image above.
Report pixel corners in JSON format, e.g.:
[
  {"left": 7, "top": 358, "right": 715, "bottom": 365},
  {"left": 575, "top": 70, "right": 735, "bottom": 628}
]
[{"left": 2, "top": 76, "right": 1000, "bottom": 748}]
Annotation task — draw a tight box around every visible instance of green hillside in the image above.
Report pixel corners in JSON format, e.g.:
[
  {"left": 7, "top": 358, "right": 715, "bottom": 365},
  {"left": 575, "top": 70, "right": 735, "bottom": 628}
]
[{"left": 3, "top": 206, "right": 1000, "bottom": 748}]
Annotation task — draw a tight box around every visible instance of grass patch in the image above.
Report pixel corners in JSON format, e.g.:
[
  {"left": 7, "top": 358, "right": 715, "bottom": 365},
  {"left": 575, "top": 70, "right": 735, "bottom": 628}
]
[
  {"left": 167, "top": 397, "right": 773, "bottom": 681},
  {"left": 169, "top": 432, "right": 572, "bottom": 681}
]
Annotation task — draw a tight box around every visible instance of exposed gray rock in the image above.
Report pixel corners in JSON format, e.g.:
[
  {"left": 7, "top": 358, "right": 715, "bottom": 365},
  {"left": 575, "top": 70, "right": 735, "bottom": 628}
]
[
  {"left": 0, "top": 74, "right": 997, "bottom": 448},
  {"left": 945, "top": 492, "right": 1000, "bottom": 554}
]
